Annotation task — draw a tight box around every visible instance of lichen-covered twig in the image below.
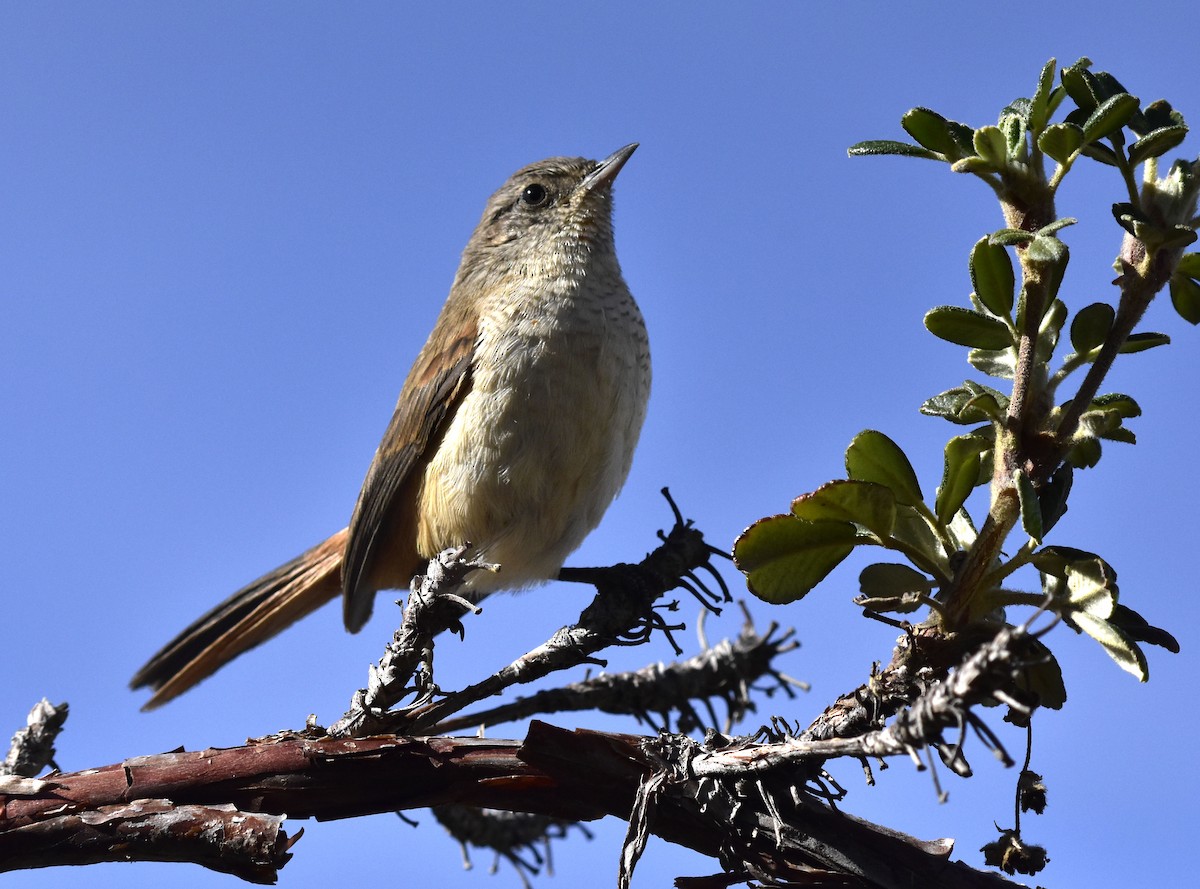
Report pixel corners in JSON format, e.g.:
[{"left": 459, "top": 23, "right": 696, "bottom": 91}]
[
  {"left": 329, "top": 546, "right": 495, "bottom": 738},
  {"left": 1, "top": 699, "right": 67, "bottom": 780},
  {"left": 433, "top": 614, "right": 801, "bottom": 735}
]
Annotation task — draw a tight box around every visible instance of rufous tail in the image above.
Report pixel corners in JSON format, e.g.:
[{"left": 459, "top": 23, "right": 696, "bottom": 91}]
[{"left": 130, "top": 528, "right": 348, "bottom": 709}]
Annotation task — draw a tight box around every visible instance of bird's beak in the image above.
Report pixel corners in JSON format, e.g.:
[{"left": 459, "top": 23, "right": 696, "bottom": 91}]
[{"left": 581, "top": 143, "right": 638, "bottom": 193}]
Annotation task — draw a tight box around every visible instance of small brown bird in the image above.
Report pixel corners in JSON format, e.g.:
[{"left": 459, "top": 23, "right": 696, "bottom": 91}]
[{"left": 132, "top": 144, "right": 650, "bottom": 708}]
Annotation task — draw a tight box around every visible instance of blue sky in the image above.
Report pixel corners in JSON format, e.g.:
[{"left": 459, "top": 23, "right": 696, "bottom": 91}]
[{"left": 2, "top": 4, "right": 1196, "bottom": 887}]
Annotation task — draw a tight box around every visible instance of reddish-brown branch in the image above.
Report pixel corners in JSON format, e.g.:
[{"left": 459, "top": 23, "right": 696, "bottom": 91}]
[{"left": 0, "top": 724, "right": 1021, "bottom": 888}]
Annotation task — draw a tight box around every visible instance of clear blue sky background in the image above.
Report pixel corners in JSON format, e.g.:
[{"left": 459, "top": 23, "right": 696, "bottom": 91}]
[{"left": 2, "top": 4, "right": 1195, "bottom": 887}]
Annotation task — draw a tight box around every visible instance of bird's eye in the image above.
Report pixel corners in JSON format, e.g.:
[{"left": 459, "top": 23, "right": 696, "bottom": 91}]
[{"left": 520, "top": 183, "right": 550, "bottom": 208}]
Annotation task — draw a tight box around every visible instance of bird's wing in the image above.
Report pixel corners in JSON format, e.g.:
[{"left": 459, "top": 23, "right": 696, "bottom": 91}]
[{"left": 341, "top": 304, "right": 477, "bottom": 632}]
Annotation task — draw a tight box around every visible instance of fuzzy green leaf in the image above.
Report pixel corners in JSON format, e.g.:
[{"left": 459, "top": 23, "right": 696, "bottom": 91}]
[
  {"left": 1065, "top": 437, "right": 1102, "bottom": 469},
  {"left": 1015, "top": 469, "right": 1043, "bottom": 543},
  {"left": 1065, "top": 558, "right": 1117, "bottom": 618},
  {"left": 1080, "top": 140, "right": 1120, "bottom": 166},
  {"left": 1128, "top": 125, "right": 1189, "bottom": 165},
  {"left": 921, "top": 381, "right": 1009, "bottom": 424},
  {"left": 845, "top": 430, "right": 924, "bottom": 507},
  {"left": 1060, "top": 58, "right": 1098, "bottom": 110},
  {"left": 1013, "top": 637, "right": 1067, "bottom": 710},
  {"left": 1039, "top": 464, "right": 1073, "bottom": 536},
  {"left": 970, "top": 237, "right": 1015, "bottom": 317},
  {"left": 848, "top": 140, "right": 943, "bottom": 160},
  {"left": 734, "top": 515, "right": 858, "bottom": 605},
  {"left": 1169, "top": 273, "right": 1200, "bottom": 325},
  {"left": 937, "top": 434, "right": 990, "bottom": 526},
  {"left": 901, "top": 107, "right": 974, "bottom": 159},
  {"left": 973, "top": 125, "right": 1009, "bottom": 166},
  {"left": 1001, "top": 113, "right": 1025, "bottom": 156},
  {"left": 1028, "top": 58, "right": 1059, "bottom": 135},
  {"left": 1032, "top": 545, "right": 1105, "bottom": 577},
  {"left": 1176, "top": 253, "right": 1200, "bottom": 277},
  {"left": 1035, "top": 298, "right": 1068, "bottom": 364},
  {"left": 1073, "top": 612, "right": 1149, "bottom": 681},
  {"left": 890, "top": 504, "right": 950, "bottom": 574},
  {"left": 854, "top": 590, "right": 926, "bottom": 614},
  {"left": 925, "top": 306, "right": 1013, "bottom": 349},
  {"left": 968, "top": 346, "right": 1018, "bottom": 379},
  {"left": 989, "top": 228, "right": 1035, "bottom": 246},
  {"left": 1118, "top": 332, "right": 1170, "bottom": 353},
  {"left": 858, "top": 562, "right": 934, "bottom": 597},
  {"left": 1037, "top": 122, "right": 1084, "bottom": 164},
  {"left": 792, "top": 480, "right": 897, "bottom": 538},
  {"left": 1082, "top": 92, "right": 1140, "bottom": 143},
  {"left": 1139, "top": 98, "right": 1186, "bottom": 133},
  {"left": 1069, "top": 302, "right": 1115, "bottom": 353},
  {"left": 1109, "top": 604, "right": 1180, "bottom": 653},
  {"left": 1027, "top": 234, "right": 1068, "bottom": 264}
]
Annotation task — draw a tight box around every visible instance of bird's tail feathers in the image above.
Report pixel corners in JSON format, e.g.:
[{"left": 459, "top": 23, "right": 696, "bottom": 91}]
[{"left": 130, "top": 528, "right": 348, "bottom": 709}]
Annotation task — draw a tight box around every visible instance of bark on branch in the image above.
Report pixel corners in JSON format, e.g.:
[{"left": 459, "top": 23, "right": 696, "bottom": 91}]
[{"left": 0, "top": 720, "right": 1019, "bottom": 888}]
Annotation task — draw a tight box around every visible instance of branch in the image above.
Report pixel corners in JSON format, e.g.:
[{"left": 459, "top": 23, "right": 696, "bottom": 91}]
[
  {"left": 0, "top": 723, "right": 1023, "bottom": 888},
  {"left": 433, "top": 614, "right": 802, "bottom": 735},
  {"left": 334, "top": 493, "right": 728, "bottom": 737}
]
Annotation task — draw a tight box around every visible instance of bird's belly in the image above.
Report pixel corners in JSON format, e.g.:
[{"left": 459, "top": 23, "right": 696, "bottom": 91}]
[{"left": 415, "top": 322, "right": 646, "bottom": 595}]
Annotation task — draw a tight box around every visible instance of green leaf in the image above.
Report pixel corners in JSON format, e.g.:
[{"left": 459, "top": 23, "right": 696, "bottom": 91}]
[
  {"left": 947, "top": 507, "right": 978, "bottom": 550},
  {"left": 733, "top": 515, "right": 858, "bottom": 604},
  {"left": 848, "top": 140, "right": 943, "bottom": 160},
  {"left": 1038, "top": 218, "right": 1078, "bottom": 237},
  {"left": 1014, "top": 637, "right": 1067, "bottom": 710},
  {"left": 854, "top": 590, "right": 927, "bottom": 614},
  {"left": 1035, "top": 299, "right": 1067, "bottom": 364},
  {"left": 1037, "top": 123, "right": 1084, "bottom": 164},
  {"left": 1119, "top": 332, "right": 1170, "bottom": 353},
  {"left": 845, "top": 430, "right": 924, "bottom": 507},
  {"left": 1081, "top": 92, "right": 1140, "bottom": 143},
  {"left": 925, "top": 306, "right": 1013, "bottom": 349},
  {"left": 1065, "top": 437, "right": 1102, "bottom": 469},
  {"left": 1027, "top": 234, "right": 1068, "bottom": 264},
  {"left": 1060, "top": 58, "right": 1097, "bottom": 110},
  {"left": 792, "top": 480, "right": 896, "bottom": 538},
  {"left": 1169, "top": 273, "right": 1200, "bottom": 325},
  {"left": 1072, "top": 611, "right": 1149, "bottom": 681},
  {"left": 1128, "top": 125, "right": 1189, "bottom": 166},
  {"left": 921, "top": 381, "right": 1009, "bottom": 424},
  {"left": 901, "top": 107, "right": 974, "bottom": 159},
  {"left": 973, "top": 125, "right": 1009, "bottom": 166},
  {"left": 1039, "top": 464, "right": 1073, "bottom": 536},
  {"left": 1089, "top": 392, "right": 1141, "bottom": 419},
  {"left": 1139, "top": 98, "right": 1186, "bottom": 133},
  {"left": 1032, "top": 545, "right": 1104, "bottom": 577},
  {"left": 1069, "top": 302, "right": 1115, "bottom": 353},
  {"left": 968, "top": 346, "right": 1018, "bottom": 379},
  {"left": 1001, "top": 113, "right": 1025, "bottom": 156},
  {"left": 1014, "top": 469, "right": 1043, "bottom": 543},
  {"left": 989, "top": 228, "right": 1035, "bottom": 246},
  {"left": 970, "top": 237, "right": 1015, "bottom": 317},
  {"left": 1080, "top": 141, "right": 1120, "bottom": 166},
  {"left": 1045, "top": 243, "right": 1070, "bottom": 302},
  {"left": 936, "top": 434, "right": 990, "bottom": 526},
  {"left": 890, "top": 504, "right": 950, "bottom": 574},
  {"left": 1076, "top": 393, "right": 1141, "bottom": 442},
  {"left": 858, "top": 562, "right": 934, "bottom": 596},
  {"left": 950, "top": 156, "right": 999, "bottom": 175},
  {"left": 1001, "top": 99, "right": 1032, "bottom": 125},
  {"left": 1109, "top": 604, "right": 1180, "bottom": 653},
  {"left": 1028, "top": 58, "right": 1058, "bottom": 135},
  {"left": 1100, "top": 427, "right": 1136, "bottom": 445},
  {"left": 1065, "top": 557, "right": 1116, "bottom": 618},
  {"left": 1178, "top": 253, "right": 1200, "bottom": 277}
]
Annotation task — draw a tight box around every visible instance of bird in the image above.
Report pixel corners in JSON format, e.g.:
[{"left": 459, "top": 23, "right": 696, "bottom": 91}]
[{"left": 131, "top": 144, "right": 651, "bottom": 709}]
